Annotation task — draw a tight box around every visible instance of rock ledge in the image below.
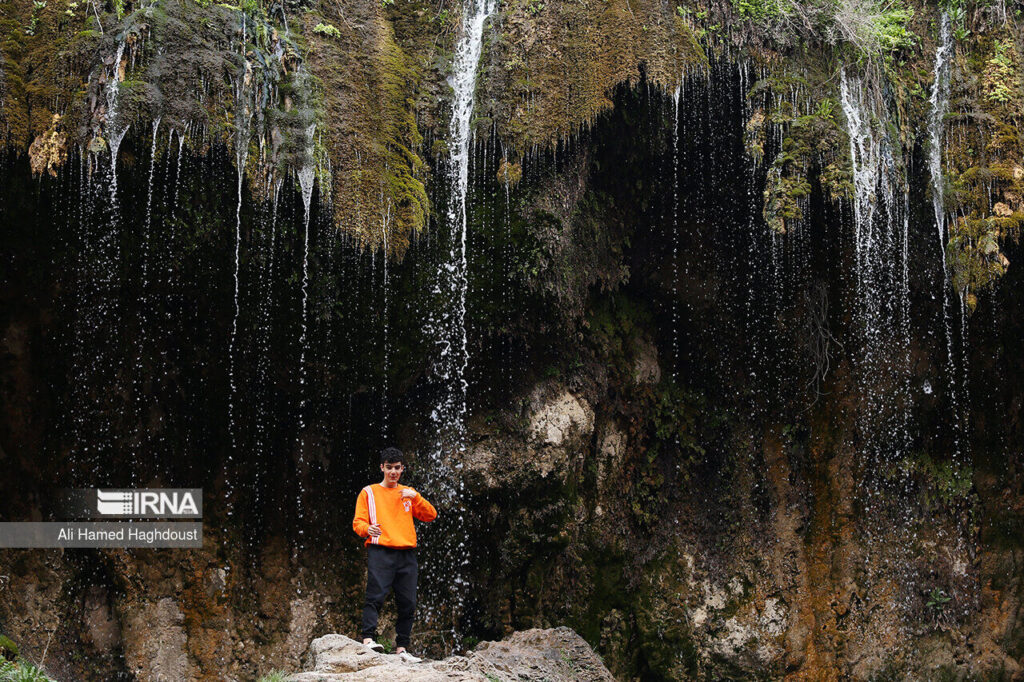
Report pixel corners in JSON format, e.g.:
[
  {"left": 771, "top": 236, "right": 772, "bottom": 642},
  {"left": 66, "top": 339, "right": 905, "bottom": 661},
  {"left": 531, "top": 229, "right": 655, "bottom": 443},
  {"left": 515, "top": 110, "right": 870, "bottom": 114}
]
[{"left": 288, "top": 627, "right": 614, "bottom": 681}]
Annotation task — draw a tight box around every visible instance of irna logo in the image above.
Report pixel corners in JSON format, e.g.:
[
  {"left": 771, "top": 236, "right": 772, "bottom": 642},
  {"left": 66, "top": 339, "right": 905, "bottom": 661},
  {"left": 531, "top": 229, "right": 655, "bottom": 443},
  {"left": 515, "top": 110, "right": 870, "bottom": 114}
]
[{"left": 96, "top": 490, "right": 201, "bottom": 518}]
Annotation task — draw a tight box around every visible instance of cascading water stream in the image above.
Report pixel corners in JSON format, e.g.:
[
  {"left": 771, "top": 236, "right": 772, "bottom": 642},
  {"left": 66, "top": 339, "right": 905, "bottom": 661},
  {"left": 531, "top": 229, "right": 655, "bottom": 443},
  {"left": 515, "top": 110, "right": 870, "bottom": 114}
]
[
  {"left": 840, "top": 76, "right": 910, "bottom": 433},
  {"left": 928, "top": 13, "right": 953, "bottom": 260},
  {"left": 434, "top": 0, "right": 497, "bottom": 445},
  {"left": 421, "top": 0, "right": 496, "bottom": 637},
  {"left": 227, "top": 73, "right": 251, "bottom": 516},
  {"left": 141, "top": 119, "right": 160, "bottom": 298},
  {"left": 296, "top": 128, "right": 317, "bottom": 427},
  {"left": 840, "top": 73, "right": 882, "bottom": 278},
  {"left": 671, "top": 83, "right": 681, "bottom": 382},
  {"left": 172, "top": 128, "right": 186, "bottom": 207},
  {"left": 106, "top": 40, "right": 128, "bottom": 202},
  {"left": 840, "top": 69, "right": 919, "bottom": 621},
  {"left": 252, "top": 179, "right": 283, "bottom": 523},
  {"left": 72, "top": 39, "right": 128, "bottom": 478},
  {"left": 380, "top": 200, "right": 392, "bottom": 436},
  {"left": 295, "top": 123, "right": 316, "bottom": 547},
  {"left": 134, "top": 119, "right": 161, "bottom": 453},
  {"left": 927, "top": 13, "right": 963, "bottom": 459}
]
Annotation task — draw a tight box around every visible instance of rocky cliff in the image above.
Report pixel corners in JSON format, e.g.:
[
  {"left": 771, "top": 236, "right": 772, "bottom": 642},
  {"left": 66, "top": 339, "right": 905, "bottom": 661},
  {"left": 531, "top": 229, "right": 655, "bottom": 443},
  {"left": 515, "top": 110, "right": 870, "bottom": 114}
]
[{"left": 1, "top": 0, "right": 1024, "bottom": 679}]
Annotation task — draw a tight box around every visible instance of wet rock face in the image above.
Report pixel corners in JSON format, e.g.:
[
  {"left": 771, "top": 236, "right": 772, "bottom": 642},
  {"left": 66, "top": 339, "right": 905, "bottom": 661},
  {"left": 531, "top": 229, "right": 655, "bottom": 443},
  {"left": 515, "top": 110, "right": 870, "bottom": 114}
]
[
  {"left": 122, "top": 598, "right": 191, "bottom": 680},
  {"left": 81, "top": 586, "right": 120, "bottom": 655},
  {"left": 631, "top": 337, "right": 661, "bottom": 385},
  {"left": 527, "top": 384, "right": 595, "bottom": 450},
  {"left": 460, "top": 381, "right": 595, "bottom": 489},
  {"left": 289, "top": 627, "right": 613, "bottom": 681}
]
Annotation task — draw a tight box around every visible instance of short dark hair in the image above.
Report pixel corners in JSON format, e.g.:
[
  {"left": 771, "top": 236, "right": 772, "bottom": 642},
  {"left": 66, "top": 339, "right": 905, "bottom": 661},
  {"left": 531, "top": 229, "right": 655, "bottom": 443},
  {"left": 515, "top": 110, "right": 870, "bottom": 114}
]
[{"left": 380, "top": 447, "right": 405, "bottom": 464}]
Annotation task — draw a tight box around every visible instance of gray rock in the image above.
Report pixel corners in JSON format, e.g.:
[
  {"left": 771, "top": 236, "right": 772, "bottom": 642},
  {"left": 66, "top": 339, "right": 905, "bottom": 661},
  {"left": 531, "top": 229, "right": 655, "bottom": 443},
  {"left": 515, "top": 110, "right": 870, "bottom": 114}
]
[
  {"left": 82, "top": 586, "right": 120, "bottom": 654},
  {"left": 122, "top": 597, "right": 192, "bottom": 681},
  {"left": 288, "top": 627, "right": 612, "bottom": 681},
  {"left": 468, "top": 627, "right": 615, "bottom": 681},
  {"left": 528, "top": 386, "right": 595, "bottom": 449},
  {"left": 458, "top": 381, "right": 595, "bottom": 491}
]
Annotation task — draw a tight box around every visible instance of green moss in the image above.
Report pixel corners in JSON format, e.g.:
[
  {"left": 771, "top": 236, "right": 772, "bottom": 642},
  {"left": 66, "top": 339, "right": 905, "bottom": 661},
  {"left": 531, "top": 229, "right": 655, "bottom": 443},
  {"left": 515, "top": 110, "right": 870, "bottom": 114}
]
[
  {"left": 747, "top": 65, "right": 849, "bottom": 231},
  {"left": 985, "top": 39, "right": 1020, "bottom": 104},
  {"left": 0, "top": 635, "right": 17, "bottom": 660},
  {"left": 303, "top": 2, "right": 430, "bottom": 255},
  {"left": 312, "top": 22, "right": 340, "bottom": 38},
  {"left": 479, "top": 0, "right": 707, "bottom": 154}
]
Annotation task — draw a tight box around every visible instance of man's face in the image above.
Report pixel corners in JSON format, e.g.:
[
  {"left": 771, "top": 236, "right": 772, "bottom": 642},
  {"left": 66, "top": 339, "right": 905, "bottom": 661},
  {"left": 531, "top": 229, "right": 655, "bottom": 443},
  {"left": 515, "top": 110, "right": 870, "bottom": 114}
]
[{"left": 381, "top": 461, "right": 404, "bottom": 484}]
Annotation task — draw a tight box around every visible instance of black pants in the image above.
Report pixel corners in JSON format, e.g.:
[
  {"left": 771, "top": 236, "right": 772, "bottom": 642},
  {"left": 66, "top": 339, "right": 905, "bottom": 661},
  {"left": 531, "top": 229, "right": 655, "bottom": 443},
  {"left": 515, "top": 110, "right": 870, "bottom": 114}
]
[{"left": 361, "top": 546, "right": 418, "bottom": 649}]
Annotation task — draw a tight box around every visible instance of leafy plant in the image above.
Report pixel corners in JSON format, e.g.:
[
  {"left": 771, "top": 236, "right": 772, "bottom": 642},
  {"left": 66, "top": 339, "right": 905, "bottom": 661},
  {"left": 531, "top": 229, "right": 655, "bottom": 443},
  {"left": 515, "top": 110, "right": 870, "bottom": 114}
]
[
  {"left": 985, "top": 40, "right": 1018, "bottom": 104},
  {"left": 313, "top": 22, "right": 342, "bottom": 38},
  {"left": 0, "top": 659, "right": 56, "bottom": 682},
  {"left": 25, "top": 1, "right": 47, "bottom": 35},
  {"left": 255, "top": 672, "right": 289, "bottom": 682},
  {"left": 828, "top": 0, "right": 920, "bottom": 58},
  {"left": 925, "top": 587, "right": 952, "bottom": 617},
  {"left": 870, "top": 4, "right": 916, "bottom": 52},
  {"left": 240, "top": 0, "right": 263, "bottom": 19},
  {"left": 734, "top": 0, "right": 787, "bottom": 21},
  {"left": 814, "top": 97, "right": 836, "bottom": 121}
]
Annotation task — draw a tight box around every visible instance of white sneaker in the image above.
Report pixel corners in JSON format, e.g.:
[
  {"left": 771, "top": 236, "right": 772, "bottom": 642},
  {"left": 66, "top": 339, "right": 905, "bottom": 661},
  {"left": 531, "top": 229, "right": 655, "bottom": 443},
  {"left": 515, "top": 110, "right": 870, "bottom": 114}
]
[
  {"left": 363, "top": 640, "right": 386, "bottom": 653},
  {"left": 398, "top": 651, "right": 422, "bottom": 663}
]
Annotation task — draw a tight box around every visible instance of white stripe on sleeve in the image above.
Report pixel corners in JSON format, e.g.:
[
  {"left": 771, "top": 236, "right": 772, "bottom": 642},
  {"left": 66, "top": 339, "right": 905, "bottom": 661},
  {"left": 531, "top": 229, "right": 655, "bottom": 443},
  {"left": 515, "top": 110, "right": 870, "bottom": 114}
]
[{"left": 363, "top": 485, "right": 379, "bottom": 544}]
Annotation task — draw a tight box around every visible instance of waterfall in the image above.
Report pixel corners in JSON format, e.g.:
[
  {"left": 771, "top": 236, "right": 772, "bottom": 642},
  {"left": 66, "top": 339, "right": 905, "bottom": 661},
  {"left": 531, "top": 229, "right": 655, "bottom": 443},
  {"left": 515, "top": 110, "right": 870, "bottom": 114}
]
[
  {"left": 421, "top": 0, "right": 496, "bottom": 639},
  {"left": 671, "top": 83, "right": 681, "bottom": 382},
  {"left": 839, "top": 70, "right": 912, "bottom": 469},
  {"left": 840, "top": 69, "right": 921, "bottom": 624},
  {"left": 252, "top": 179, "right": 283, "bottom": 522},
  {"left": 142, "top": 118, "right": 160, "bottom": 292},
  {"left": 928, "top": 12, "right": 953, "bottom": 265},
  {"left": 433, "top": 0, "right": 496, "bottom": 448},
  {"left": 133, "top": 118, "right": 161, "bottom": 460},
  {"left": 297, "top": 124, "right": 317, "bottom": 430},
  {"left": 295, "top": 123, "right": 316, "bottom": 544},
  {"left": 105, "top": 40, "right": 128, "bottom": 201},
  {"left": 926, "top": 13, "right": 964, "bottom": 459},
  {"left": 227, "top": 73, "right": 251, "bottom": 514},
  {"left": 71, "top": 39, "right": 129, "bottom": 478},
  {"left": 380, "top": 199, "right": 392, "bottom": 437},
  {"left": 172, "top": 128, "right": 186, "bottom": 207},
  {"left": 840, "top": 72, "right": 882, "bottom": 276}
]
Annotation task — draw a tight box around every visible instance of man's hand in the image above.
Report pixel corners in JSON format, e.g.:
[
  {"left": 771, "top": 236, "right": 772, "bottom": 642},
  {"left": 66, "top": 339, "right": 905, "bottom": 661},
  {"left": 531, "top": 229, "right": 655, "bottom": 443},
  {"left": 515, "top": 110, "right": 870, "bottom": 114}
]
[
  {"left": 400, "top": 488, "right": 418, "bottom": 499},
  {"left": 368, "top": 524, "right": 381, "bottom": 538}
]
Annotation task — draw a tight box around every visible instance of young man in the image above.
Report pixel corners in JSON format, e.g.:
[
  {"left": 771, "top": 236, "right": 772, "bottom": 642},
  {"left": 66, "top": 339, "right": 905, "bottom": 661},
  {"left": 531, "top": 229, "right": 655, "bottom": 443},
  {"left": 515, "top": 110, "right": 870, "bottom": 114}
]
[{"left": 352, "top": 447, "right": 437, "bottom": 662}]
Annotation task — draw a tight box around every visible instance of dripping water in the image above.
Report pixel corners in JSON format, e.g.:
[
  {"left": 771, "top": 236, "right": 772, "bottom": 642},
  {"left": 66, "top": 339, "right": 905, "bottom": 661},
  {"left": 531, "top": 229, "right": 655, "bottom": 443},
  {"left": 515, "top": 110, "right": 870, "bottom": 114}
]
[
  {"left": 421, "top": 0, "right": 497, "bottom": 640},
  {"left": 295, "top": 123, "right": 317, "bottom": 547},
  {"left": 227, "top": 72, "right": 252, "bottom": 516},
  {"left": 927, "top": 13, "right": 964, "bottom": 460},
  {"left": 671, "top": 82, "right": 681, "bottom": 382}
]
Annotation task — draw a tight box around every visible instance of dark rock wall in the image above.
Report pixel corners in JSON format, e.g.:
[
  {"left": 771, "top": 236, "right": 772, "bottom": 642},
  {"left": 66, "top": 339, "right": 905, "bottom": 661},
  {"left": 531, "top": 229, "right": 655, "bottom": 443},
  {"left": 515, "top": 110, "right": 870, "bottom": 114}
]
[{"left": 1, "top": 1, "right": 1024, "bottom": 680}]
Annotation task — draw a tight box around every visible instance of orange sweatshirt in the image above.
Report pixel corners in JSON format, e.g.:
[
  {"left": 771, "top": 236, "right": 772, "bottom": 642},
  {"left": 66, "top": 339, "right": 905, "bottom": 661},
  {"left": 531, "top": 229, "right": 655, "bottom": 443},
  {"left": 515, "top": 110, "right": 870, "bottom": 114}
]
[{"left": 352, "top": 484, "right": 437, "bottom": 548}]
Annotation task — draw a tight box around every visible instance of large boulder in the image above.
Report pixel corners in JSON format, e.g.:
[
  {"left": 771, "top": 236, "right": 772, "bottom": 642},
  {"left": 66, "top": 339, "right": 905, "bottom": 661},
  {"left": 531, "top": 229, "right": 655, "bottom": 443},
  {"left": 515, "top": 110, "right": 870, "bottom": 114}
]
[{"left": 287, "top": 627, "right": 613, "bottom": 681}]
